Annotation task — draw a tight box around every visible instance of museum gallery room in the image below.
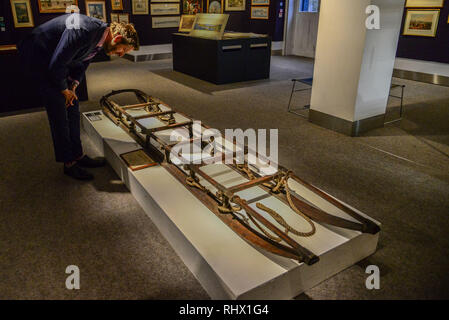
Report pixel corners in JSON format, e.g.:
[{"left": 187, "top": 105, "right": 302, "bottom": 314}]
[{"left": 0, "top": 0, "right": 448, "bottom": 301}]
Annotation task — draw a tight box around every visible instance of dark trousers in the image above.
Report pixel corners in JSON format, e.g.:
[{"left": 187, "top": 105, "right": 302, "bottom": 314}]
[
  {"left": 18, "top": 44, "right": 83, "bottom": 163},
  {"left": 41, "top": 83, "right": 83, "bottom": 163}
]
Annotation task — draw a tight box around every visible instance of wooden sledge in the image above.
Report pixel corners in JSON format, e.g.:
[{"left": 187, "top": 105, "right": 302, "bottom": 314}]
[{"left": 100, "top": 89, "right": 380, "bottom": 265}]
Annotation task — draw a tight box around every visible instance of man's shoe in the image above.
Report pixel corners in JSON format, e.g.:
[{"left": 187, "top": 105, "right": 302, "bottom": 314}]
[
  {"left": 64, "top": 163, "right": 94, "bottom": 181},
  {"left": 77, "top": 155, "right": 106, "bottom": 168}
]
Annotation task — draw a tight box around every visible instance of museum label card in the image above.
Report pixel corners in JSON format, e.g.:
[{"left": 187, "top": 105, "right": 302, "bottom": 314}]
[{"left": 120, "top": 149, "right": 158, "bottom": 171}]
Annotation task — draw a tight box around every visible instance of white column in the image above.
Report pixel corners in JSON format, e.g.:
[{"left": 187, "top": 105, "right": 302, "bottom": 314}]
[{"left": 309, "top": 0, "right": 405, "bottom": 136}]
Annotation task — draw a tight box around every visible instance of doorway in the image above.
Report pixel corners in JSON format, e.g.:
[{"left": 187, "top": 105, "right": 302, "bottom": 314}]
[{"left": 284, "top": 0, "right": 320, "bottom": 58}]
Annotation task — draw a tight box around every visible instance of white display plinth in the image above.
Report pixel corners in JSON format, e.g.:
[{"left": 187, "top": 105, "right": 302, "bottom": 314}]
[{"left": 82, "top": 111, "right": 380, "bottom": 300}]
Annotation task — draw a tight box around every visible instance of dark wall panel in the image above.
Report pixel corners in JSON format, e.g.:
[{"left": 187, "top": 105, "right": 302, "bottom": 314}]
[
  {"left": 225, "top": 10, "right": 248, "bottom": 33},
  {"left": 247, "top": 0, "right": 277, "bottom": 36},
  {"left": 396, "top": 2, "right": 449, "bottom": 64},
  {"left": 0, "top": 0, "right": 96, "bottom": 44},
  {"left": 0, "top": 0, "right": 282, "bottom": 46},
  {"left": 3, "top": 1, "right": 446, "bottom": 63}
]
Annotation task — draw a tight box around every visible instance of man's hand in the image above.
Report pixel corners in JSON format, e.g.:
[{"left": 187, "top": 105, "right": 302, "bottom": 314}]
[{"left": 62, "top": 89, "right": 78, "bottom": 107}]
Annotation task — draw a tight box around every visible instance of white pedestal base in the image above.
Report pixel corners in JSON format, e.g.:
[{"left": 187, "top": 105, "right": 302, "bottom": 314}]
[{"left": 82, "top": 111, "right": 380, "bottom": 300}]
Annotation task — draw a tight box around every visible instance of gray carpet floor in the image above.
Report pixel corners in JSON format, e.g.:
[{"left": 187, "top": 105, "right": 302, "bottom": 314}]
[{"left": 0, "top": 56, "right": 448, "bottom": 299}]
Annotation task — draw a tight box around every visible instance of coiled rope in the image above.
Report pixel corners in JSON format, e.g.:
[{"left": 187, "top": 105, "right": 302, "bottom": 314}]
[{"left": 237, "top": 166, "right": 316, "bottom": 239}]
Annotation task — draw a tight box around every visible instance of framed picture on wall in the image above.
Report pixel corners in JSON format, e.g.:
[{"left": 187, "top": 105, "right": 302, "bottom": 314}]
[
  {"left": 179, "top": 14, "right": 195, "bottom": 32},
  {"left": 403, "top": 9, "right": 440, "bottom": 37},
  {"left": 182, "top": 0, "right": 202, "bottom": 14},
  {"left": 132, "top": 0, "right": 149, "bottom": 14},
  {"left": 150, "top": 3, "right": 180, "bottom": 15},
  {"left": 119, "top": 13, "right": 130, "bottom": 23},
  {"left": 86, "top": 1, "right": 107, "bottom": 22},
  {"left": 225, "top": 0, "right": 245, "bottom": 11},
  {"left": 251, "top": 0, "right": 269, "bottom": 5},
  {"left": 111, "top": 13, "right": 120, "bottom": 23},
  {"left": 111, "top": 0, "right": 123, "bottom": 11},
  {"left": 251, "top": 6, "right": 269, "bottom": 19},
  {"left": 10, "top": 0, "right": 34, "bottom": 28},
  {"left": 405, "top": 0, "right": 444, "bottom": 8},
  {"left": 207, "top": 0, "right": 223, "bottom": 13},
  {"left": 152, "top": 16, "right": 181, "bottom": 28},
  {"left": 38, "top": 0, "right": 78, "bottom": 13}
]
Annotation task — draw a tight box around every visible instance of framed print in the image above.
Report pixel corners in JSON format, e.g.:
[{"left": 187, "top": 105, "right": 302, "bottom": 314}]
[
  {"left": 251, "top": 6, "right": 269, "bottom": 19},
  {"left": 251, "top": 0, "right": 269, "bottom": 5},
  {"left": 189, "top": 13, "right": 229, "bottom": 39},
  {"left": 152, "top": 16, "right": 181, "bottom": 28},
  {"left": 0, "top": 44, "right": 18, "bottom": 52},
  {"left": 86, "top": 1, "right": 107, "bottom": 22},
  {"left": 182, "top": 0, "right": 202, "bottom": 14},
  {"left": 179, "top": 14, "right": 195, "bottom": 32},
  {"left": 207, "top": 0, "right": 223, "bottom": 13},
  {"left": 132, "top": 0, "right": 149, "bottom": 14},
  {"left": 10, "top": 0, "right": 34, "bottom": 28},
  {"left": 405, "top": 0, "right": 444, "bottom": 8},
  {"left": 86, "top": 1, "right": 107, "bottom": 21},
  {"left": 118, "top": 13, "right": 130, "bottom": 23},
  {"left": 150, "top": 3, "right": 180, "bottom": 15},
  {"left": 225, "top": 0, "right": 245, "bottom": 11},
  {"left": 110, "top": 13, "right": 119, "bottom": 23},
  {"left": 403, "top": 9, "right": 440, "bottom": 37},
  {"left": 111, "top": 0, "right": 123, "bottom": 10},
  {"left": 38, "top": 0, "right": 78, "bottom": 13}
]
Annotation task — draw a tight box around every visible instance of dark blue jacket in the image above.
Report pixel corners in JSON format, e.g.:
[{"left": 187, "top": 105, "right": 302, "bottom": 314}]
[{"left": 18, "top": 14, "right": 107, "bottom": 91}]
